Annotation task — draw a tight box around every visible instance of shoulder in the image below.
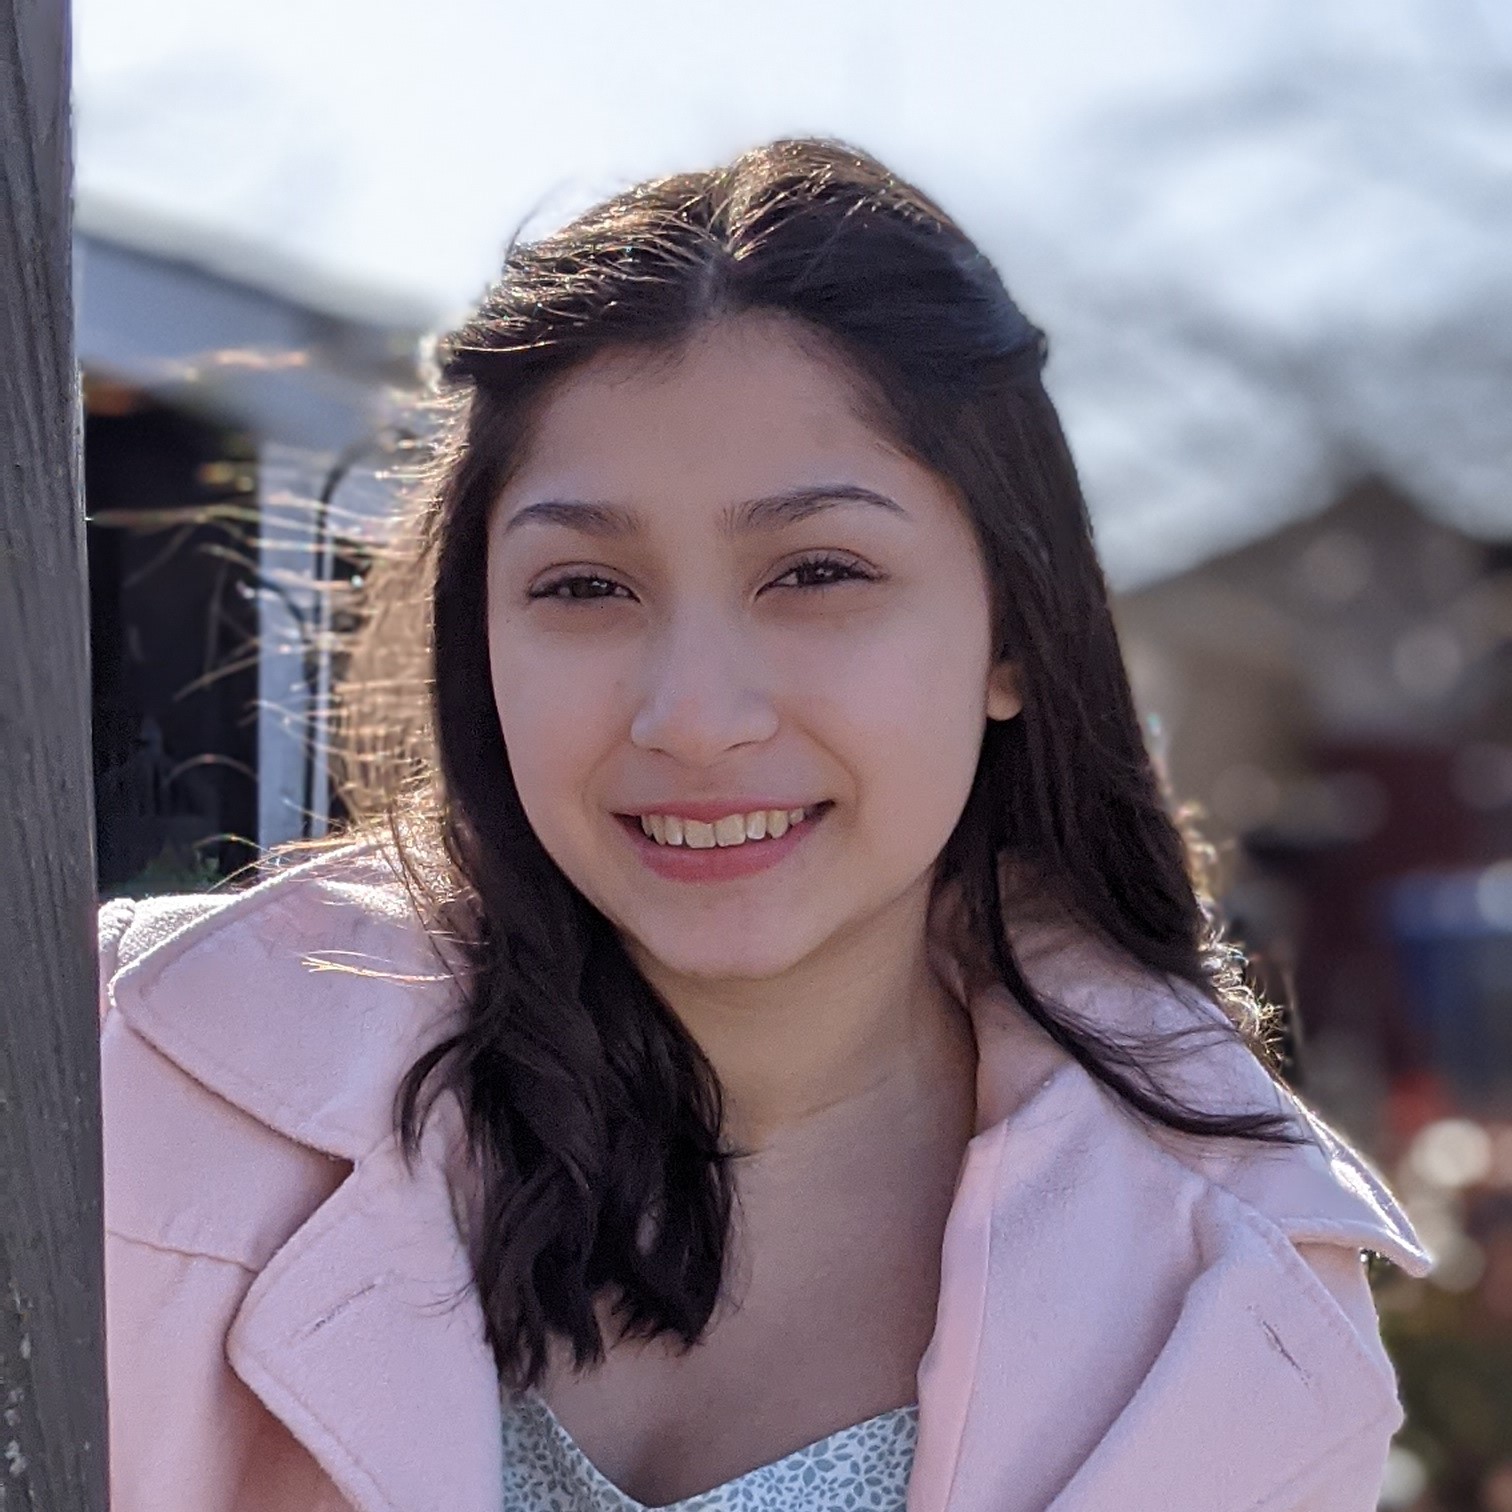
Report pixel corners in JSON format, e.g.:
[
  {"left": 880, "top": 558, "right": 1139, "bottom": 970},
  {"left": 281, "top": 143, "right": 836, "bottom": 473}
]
[
  {"left": 954, "top": 906, "right": 1430, "bottom": 1460},
  {"left": 99, "top": 840, "right": 422, "bottom": 993},
  {"left": 939, "top": 996, "right": 1422, "bottom": 1512},
  {"left": 993, "top": 912, "right": 1431, "bottom": 1280},
  {"left": 99, "top": 839, "right": 462, "bottom": 1165}
]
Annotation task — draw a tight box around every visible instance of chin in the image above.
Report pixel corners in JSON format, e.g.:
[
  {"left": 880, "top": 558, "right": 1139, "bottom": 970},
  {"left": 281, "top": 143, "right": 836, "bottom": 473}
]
[{"left": 625, "top": 920, "right": 815, "bottom": 986}]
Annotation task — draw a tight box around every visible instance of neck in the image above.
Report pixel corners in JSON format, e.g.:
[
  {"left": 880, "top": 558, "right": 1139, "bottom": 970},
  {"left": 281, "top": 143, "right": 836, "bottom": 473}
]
[{"left": 626, "top": 882, "right": 978, "bottom": 1153}]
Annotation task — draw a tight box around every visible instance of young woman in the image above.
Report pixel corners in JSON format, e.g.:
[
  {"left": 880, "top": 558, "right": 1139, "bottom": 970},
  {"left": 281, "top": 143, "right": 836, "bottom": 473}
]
[{"left": 99, "top": 139, "right": 1429, "bottom": 1512}]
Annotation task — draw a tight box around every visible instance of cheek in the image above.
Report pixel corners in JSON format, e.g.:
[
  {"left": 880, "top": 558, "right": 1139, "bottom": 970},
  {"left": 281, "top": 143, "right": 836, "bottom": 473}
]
[
  {"left": 486, "top": 625, "right": 622, "bottom": 824},
  {"left": 803, "top": 608, "right": 991, "bottom": 842}
]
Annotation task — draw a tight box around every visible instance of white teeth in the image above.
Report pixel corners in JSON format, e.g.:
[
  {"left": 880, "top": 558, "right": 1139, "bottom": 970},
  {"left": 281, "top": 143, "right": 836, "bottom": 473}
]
[
  {"left": 635, "top": 804, "right": 823, "bottom": 847},
  {"left": 713, "top": 814, "right": 746, "bottom": 847}
]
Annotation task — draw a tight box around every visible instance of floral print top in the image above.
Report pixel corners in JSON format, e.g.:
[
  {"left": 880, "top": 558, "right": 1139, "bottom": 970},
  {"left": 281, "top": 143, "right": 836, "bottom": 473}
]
[{"left": 501, "top": 1391, "right": 918, "bottom": 1512}]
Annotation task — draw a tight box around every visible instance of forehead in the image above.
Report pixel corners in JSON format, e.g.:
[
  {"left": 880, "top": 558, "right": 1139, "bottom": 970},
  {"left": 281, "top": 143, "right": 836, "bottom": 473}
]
[{"left": 502, "top": 317, "right": 906, "bottom": 507}]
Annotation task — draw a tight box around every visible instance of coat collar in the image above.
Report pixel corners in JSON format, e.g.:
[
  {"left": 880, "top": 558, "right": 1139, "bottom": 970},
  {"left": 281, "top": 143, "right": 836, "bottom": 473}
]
[
  {"left": 110, "top": 846, "right": 1431, "bottom": 1512},
  {"left": 927, "top": 900, "right": 1430, "bottom": 1271}
]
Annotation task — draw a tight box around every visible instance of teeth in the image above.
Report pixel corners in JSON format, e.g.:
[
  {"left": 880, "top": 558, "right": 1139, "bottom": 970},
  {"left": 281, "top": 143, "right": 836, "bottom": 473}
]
[
  {"left": 635, "top": 805, "right": 821, "bottom": 847},
  {"left": 713, "top": 814, "right": 746, "bottom": 847}
]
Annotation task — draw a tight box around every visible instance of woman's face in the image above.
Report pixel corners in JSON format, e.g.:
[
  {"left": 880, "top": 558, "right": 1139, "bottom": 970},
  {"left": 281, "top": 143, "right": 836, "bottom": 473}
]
[{"left": 486, "top": 315, "right": 1020, "bottom": 987}]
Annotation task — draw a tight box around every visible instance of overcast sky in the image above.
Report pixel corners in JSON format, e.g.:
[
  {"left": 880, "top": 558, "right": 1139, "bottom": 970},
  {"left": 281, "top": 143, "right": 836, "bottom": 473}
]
[
  {"left": 72, "top": 0, "right": 1246, "bottom": 320},
  {"left": 72, "top": 0, "right": 1512, "bottom": 583}
]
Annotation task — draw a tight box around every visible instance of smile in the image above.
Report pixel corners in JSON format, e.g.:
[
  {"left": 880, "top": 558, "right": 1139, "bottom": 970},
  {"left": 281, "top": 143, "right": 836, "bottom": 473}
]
[
  {"left": 635, "top": 805, "right": 823, "bottom": 848},
  {"left": 614, "top": 801, "right": 832, "bottom": 881}
]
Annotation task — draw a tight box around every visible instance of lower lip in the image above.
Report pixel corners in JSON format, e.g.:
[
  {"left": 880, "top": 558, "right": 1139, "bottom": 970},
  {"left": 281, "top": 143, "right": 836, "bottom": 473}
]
[{"left": 615, "top": 806, "right": 830, "bottom": 882}]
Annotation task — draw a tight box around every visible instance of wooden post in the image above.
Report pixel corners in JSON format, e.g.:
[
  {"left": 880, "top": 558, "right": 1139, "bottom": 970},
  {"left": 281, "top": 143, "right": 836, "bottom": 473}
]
[{"left": 0, "top": 0, "right": 108, "bottom": 1508}]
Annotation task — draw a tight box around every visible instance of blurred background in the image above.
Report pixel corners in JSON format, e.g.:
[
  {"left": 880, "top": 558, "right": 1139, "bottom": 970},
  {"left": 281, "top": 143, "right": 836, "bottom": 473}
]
[{"left": 72, "top": 1, "right": 1511, "bottom": 1505}]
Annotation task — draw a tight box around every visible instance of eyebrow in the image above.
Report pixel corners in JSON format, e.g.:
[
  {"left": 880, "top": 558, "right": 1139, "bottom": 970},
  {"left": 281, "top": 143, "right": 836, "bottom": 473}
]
[{"left": 498, "top": 484, "right": 909, "bottom": 540}]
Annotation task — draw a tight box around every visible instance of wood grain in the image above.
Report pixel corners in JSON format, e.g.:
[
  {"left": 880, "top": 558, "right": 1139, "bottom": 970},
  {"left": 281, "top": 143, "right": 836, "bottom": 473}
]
[{"left": 0, "top": 0, "right": 108, "bottom": 1506}]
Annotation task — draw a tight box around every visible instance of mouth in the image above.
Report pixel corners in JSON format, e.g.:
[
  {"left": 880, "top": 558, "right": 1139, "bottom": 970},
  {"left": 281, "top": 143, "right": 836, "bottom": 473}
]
[
  {"left": 611, "top": 801, "right": 834, "bottom": 881},
  {"left": 616, "top": 801, "right": 833, "bottom": 850}
]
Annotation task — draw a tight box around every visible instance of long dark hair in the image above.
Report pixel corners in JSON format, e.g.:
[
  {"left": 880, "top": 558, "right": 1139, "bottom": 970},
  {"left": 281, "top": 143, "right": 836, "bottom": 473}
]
[{"left": 346, "top": 138, "right": 1303, "bottom": 1394}]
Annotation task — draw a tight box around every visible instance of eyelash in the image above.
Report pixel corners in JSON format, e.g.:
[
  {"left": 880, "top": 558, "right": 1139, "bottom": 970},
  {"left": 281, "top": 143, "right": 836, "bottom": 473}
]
[{"left": 529, "top": 553, "right": 878, "bottom": 603}]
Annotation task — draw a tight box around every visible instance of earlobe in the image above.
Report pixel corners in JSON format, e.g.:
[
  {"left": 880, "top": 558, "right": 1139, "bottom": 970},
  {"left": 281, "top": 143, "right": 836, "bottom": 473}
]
[{"left": 986, "top": 661, "right": 1023, "bottom": 722}]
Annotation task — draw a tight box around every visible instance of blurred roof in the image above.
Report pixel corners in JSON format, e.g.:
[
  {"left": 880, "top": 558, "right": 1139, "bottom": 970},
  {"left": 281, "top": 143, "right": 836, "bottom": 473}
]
[{"left": 73, "top": 0, "right": 1512, "bottom": 588}]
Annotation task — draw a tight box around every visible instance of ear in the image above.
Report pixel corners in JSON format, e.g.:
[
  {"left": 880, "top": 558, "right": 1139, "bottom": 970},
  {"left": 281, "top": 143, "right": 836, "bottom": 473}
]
[{"left": 986, "top": 659, "right": 1023, "bottom": 722}]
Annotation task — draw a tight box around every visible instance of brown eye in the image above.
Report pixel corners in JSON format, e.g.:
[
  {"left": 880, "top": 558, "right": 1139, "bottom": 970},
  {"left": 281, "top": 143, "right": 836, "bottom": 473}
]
[
  {"left": 530, "top": 574, "right": 630, "bottom": 601},
  {"left": 768, "top": 554, "right": 876, "bottom": 591}
]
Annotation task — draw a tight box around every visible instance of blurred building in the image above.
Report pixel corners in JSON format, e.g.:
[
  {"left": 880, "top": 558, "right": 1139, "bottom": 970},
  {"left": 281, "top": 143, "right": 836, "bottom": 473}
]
[
  {"left": 1117, "top": 478, "right": 1512, "bottom": 1140},
  {"left": 78, "top": 232, "right": 419, "bottom": 890}
]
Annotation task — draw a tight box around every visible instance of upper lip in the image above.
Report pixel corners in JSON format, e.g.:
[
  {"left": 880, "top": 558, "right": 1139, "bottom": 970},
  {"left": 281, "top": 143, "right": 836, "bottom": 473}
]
[{"left": 618, "top": 799, "right": 825, "bottom": 822}]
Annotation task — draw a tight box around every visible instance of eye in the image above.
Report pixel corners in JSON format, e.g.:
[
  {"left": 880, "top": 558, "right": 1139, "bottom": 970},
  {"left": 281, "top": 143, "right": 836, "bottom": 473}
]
[
  {"left": 529, "top": 573, "right": 633, "bottom": 602},
  {"left": 767, "top": 553, "right": 878, "bottom": 591}
]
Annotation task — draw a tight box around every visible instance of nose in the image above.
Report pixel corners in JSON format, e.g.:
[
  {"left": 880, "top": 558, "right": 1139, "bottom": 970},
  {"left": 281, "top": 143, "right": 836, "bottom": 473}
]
[{"left": 629, "top": 612, "right": 780, "bottom": 765}]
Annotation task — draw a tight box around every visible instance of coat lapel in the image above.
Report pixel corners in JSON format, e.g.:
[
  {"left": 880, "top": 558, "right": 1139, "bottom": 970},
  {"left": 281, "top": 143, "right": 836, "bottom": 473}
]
[
  {"left": 112, "top": 852, "right": 502, "bottom": 1512},
  {"left": 909, "top": 921, "right": 1430, "bottom": 1512},
  {"left": 1044, "top": 1216, "right": 1402, "bottom": 1512},
  {"left": 224, "top": 1119, "right": 503, "bottom": 1512},
  {"left": 912, "top": 1054, "right": 1422, "bottom": 1512}
]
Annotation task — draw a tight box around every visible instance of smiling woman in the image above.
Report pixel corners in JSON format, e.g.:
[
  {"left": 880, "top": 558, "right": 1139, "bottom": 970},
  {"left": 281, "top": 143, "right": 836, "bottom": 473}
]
[{"left": 98, "top": 138, "right": 1429, "bottom": 1512}]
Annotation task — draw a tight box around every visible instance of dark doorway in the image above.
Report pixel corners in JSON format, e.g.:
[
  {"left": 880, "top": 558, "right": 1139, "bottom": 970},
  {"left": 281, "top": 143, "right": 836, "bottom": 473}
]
[{"left": 85, "top": 382, "right": 260, "bottom": 892}]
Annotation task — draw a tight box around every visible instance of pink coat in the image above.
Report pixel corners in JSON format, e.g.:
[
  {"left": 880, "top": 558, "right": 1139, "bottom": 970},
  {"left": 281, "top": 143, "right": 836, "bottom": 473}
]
[{"left": 99, "top": 848, "right": 1431, "bottom": 1512}]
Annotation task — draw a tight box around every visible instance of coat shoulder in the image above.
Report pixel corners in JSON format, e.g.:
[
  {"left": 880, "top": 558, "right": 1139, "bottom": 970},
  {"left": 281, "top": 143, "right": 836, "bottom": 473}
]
[
  {"left": 1141, "top": 1059, "right": 1433, "bottom": 1281},
  {"left": 98, "top": 841, "right": 416, "bottom": 997},
  {"left": 99, "top": 839, "right": 458, "bottom": 1166},
  {"left": 999, "top": 915, "right": 1433, "bottom": 1280}
]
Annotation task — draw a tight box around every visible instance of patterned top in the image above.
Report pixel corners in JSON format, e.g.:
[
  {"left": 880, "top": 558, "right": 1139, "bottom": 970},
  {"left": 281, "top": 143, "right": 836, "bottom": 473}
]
[{"left": 500, "top": 1391, "right": 918, "bottom": 1512}]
